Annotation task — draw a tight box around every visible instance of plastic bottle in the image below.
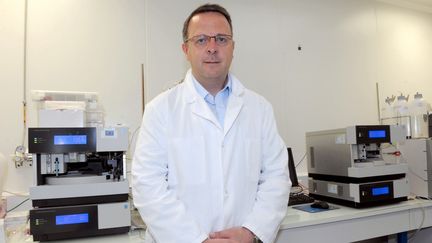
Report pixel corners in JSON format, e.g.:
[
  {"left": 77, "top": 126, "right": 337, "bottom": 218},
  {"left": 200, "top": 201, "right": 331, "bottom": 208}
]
[
  {"left": 85, "top": 100, "right": 104, "bottom": 127},
  {"left": 409, "top": 92, "right": 432, "bottom": 138},
  {"left": 393, "top": 93, "right": 410, "bottom": 137},
  {"left": 380, "top": 96, "right": 396, "bottom": 125}
]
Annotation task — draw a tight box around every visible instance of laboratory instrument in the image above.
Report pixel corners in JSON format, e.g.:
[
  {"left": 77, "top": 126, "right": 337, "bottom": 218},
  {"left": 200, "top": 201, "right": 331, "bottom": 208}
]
[
  {"left": 307, "top": 125, "right": 409, "bottom": 208},
  {"left": 28, "top": 127, "right": 130, "bottom": 241}
]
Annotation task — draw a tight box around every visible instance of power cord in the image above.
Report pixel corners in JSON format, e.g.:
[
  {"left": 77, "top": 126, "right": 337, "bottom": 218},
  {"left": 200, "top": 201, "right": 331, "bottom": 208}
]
[
  {"left": 6, "top": 198, "right": 30, "bottom": 213},
  {"left": 128, "top": 126, "right": 141, "bottom": 156},
  {"left": 408, "top": 197, "right": 428, "bottom": 242},
  {"left": 295, "top": 152, "right": 307, "bottom": 168}
]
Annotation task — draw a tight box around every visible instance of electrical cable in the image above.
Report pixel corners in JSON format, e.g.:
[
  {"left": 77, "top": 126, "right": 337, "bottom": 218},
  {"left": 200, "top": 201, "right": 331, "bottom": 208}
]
[
  {"left": 408, "top": 198, "right": 427, "bottom": 242},
  {"left": 128, "top": 126, "right": 141, "bottom": 151},
  {"left": 290, "top": 152, "right": 308, "bottom": 190},
  {"left": 126, "top": 126, "right": 141, "bottom": 161},
  {"left": 289, "top": 186, "right": 303, "bottom": 195},
  {"left": 398, "top": 151, "right": 428, "bottom": 182},
  {"left": 298, "top": 182, "right": 309, "bottom": 192},
  {"left": 6, "top": 198, "right": 30, "bottom": 213},
  {"left": 408, "top": 168, "right": 428, "bottom": 182},
  {"left": 295, "top": 152, "right": 307, "bottom": 168}
]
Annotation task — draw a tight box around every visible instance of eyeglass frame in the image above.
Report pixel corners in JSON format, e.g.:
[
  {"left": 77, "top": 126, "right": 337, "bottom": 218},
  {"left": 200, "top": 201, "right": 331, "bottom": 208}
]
[{"left": 184, "top": 34, "right": 233, "bottom": 47}]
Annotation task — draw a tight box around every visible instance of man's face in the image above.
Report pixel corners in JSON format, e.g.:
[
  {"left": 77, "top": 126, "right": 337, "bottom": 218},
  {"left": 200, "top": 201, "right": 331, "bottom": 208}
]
[{"left": 182, "top": 12, "right": 234, "bottom": 84}]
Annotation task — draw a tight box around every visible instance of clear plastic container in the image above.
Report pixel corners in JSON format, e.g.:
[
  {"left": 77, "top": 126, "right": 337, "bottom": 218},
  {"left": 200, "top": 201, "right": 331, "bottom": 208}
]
[
  {"left": 381, "top": 96, "right": 395, "bottom": 119},
  {"left": 381, "top": 96, "right": 396, "bottom": 126},
  {"left": 393, "top": 93, "right": 411, "bottom": 137},
  {"left": 409, "top": 92, "right": 431, "bottom": 138},
  {"left": 85, "top": 111, "right": 104, "bottom": 127},
  {"left": 85, "top": 101, "right": 105, "bottom": 127}
]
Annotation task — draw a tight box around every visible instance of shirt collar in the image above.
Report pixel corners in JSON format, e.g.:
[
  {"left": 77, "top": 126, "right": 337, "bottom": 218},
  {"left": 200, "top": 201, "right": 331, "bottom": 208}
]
[{"left": 192, "top": 75, "right": 232, "bottom": 100}]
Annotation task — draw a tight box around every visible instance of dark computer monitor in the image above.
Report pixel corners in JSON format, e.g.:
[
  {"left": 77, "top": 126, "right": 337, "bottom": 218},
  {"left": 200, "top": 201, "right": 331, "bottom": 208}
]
[{"left": 287, "top": 147, "right": 299, "bottom": 187}]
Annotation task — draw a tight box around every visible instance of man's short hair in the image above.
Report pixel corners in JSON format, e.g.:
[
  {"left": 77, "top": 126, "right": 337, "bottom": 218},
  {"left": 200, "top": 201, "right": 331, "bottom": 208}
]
[{"left": 182, "top": 3, "right": 232, "bottom": 42}]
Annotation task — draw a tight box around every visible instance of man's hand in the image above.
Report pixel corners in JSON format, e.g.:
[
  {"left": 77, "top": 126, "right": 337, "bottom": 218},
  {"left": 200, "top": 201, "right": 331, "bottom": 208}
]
[
  {"left": 208, "top": 227, "right": 255, "bottom": 243},
  {"left": 203, "top": 239, "right": 239, "bottom": 243}
]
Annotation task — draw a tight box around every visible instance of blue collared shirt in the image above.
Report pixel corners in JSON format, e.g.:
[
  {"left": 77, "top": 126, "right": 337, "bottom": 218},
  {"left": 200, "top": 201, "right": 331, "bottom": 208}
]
[{"left": 192, "top": 76, "right": 232, "bottom": 126}]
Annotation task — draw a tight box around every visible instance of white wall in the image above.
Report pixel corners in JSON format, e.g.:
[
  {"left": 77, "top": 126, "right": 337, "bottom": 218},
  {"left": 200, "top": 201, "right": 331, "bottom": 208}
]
[
  {"left": 25, "top": 0, "right": 145, "bottom": 130},
  {"left": 1, "top": 0, "right": 432, "bottom": 193},
  {"left": 1, "top": 0, "right": 146, "bottom": 193},
  {"left": 0, "top": 0, "right": 28, "bottom": 191},
  {"left": 377, "top": 2, "right": 432, "bottom": 101},
  {"left": 145, "top": 0, "right": 432, "bottom": 173}
]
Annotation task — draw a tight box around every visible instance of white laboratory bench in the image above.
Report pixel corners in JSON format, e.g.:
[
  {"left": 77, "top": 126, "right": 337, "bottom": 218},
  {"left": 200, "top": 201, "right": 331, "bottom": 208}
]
[
  {"left": 19, "top": 198, "right": 432, "bottom": 243},
  {"left": 276, "top": 198, "right": 432, "bottom": 243}
]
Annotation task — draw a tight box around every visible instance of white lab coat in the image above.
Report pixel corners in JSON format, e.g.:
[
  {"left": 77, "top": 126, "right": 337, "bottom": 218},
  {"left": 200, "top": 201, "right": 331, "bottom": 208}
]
[{"left": 132, "top": 70, "right": 291, "bottom": 243}]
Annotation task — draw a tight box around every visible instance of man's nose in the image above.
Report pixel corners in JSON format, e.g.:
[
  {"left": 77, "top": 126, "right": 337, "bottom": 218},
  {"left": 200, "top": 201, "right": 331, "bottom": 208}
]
[{"left": 207, "top": 38, "right": 217, "bottom": 54}]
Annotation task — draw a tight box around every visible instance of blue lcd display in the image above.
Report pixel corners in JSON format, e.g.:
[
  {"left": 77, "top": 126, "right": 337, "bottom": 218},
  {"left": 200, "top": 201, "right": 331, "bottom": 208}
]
[
  {"left": 372, "top": 186, "right": 390, "bottom": 196},
  {"left": 56, "top": 213, "right": 89, "bottom": 225},
  {"left": 368, "top": 130, "right": 386, "bottom": 139},
  {"left": 54, "top": 135, "right": 87, "bottom": 145}
]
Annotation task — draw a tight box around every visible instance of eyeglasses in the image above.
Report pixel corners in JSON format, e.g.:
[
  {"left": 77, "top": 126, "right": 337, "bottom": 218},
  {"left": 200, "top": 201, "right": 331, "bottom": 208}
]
[{"left": 185, "top": 34, "right": 233, "bottom": 47}]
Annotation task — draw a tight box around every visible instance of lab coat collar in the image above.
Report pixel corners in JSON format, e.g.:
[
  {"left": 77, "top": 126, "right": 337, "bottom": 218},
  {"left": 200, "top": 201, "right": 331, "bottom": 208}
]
[
  {"left": 183, "top": 69, "right": 244, "bottom": 103},
  {"left": 183, "top": 69, "right": 244, "bottom": 134}
]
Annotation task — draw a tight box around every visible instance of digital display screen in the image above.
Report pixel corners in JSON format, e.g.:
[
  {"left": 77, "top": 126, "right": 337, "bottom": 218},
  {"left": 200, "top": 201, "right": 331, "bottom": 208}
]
[
  {"left": 368, "top": 130, "right": 386, "bottom": 139},
  {"left": 56, "top": 213, "right": 89, "bottom": 225},
  {"left": 372, "top": 186, "right": 390, "bottom": 196},
  {"left": 54, "top": 135, "right": 87, "bottom": 145}
]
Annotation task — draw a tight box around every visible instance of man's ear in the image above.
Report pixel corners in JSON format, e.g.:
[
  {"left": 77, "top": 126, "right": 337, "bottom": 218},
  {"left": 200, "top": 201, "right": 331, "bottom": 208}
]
[{"left": 182, "top": 43, "right": 188, "bottom": 56}]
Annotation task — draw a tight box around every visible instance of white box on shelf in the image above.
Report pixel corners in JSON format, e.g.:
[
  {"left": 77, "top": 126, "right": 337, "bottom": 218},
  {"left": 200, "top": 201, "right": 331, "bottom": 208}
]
[{"left": 39, "top": 109, "right": 85, "bottom": 127}]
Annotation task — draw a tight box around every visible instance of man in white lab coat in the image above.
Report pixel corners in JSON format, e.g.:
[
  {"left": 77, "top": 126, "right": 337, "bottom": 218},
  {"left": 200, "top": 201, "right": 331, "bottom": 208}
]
[{"left": 132, "top": 4, "right": 291, "bottom": 243}]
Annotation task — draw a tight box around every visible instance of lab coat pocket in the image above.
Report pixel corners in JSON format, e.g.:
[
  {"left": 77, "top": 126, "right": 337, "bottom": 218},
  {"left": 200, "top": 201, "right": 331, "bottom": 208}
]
[{"left": 168, "top": 136, "right": 207, "bottom": 185}]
